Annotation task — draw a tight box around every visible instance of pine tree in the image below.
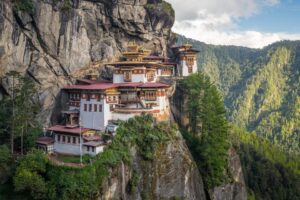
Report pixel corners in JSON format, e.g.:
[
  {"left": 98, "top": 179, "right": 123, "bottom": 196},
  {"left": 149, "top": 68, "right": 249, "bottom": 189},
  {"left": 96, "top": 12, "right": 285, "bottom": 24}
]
[
  {"left": 0, "top": 72, "right": 41, "bottom": 155},
  {"left": 182, "top": 73, "right": 230, "bottom": 188}
]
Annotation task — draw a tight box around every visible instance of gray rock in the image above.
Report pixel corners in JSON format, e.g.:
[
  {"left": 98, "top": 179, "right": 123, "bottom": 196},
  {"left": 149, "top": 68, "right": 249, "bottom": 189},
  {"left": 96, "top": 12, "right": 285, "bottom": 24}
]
[
  {"left": 211, "top": 148, "right": 247, "bottom": 200},
  {"left": 100, "top": 132, "right": 207, "bottom": 200}
]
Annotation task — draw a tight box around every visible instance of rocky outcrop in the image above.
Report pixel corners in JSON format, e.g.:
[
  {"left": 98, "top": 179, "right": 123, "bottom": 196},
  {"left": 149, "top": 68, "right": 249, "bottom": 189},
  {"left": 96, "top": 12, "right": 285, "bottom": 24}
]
[
  {"left": 0, "top": 0, "right": 174, "bottom": 123},
  {"left": 211, "top": 148, "right": 247, "bottom": 200},
  {"left": 101, "top": 132, "right": 206, "bottom": 200}
]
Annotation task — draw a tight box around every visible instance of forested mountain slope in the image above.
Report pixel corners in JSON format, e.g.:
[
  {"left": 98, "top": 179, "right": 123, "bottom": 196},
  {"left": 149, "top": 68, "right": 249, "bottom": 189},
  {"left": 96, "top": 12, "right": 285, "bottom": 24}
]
[{"left": 177, "top": 35, "right": 300, "bottom": 154}]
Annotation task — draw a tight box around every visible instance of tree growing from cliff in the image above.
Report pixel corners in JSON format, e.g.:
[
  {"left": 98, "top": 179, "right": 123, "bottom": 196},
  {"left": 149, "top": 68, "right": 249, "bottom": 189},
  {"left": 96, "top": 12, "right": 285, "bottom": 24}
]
[{"left": 182, "top": 73, "right": 230, "bottom": 188}]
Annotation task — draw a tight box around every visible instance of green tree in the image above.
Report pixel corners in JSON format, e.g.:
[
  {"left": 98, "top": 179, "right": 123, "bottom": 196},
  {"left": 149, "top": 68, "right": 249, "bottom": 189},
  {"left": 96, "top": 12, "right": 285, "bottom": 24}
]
[
  {"left": 0, "top": 145, "right": 12, "bottom": 181},
  {"left": 0, "top": 72, "right": 41, "bottom": 155},
  {"left": 181, "top": 73, "right": 230, "bottom": 188},
  {"left": 14, "top": 76, "right": 41, "bottom": 154},
  {"left": 14, "top": 150, "right": 48, "bottom": 199}
]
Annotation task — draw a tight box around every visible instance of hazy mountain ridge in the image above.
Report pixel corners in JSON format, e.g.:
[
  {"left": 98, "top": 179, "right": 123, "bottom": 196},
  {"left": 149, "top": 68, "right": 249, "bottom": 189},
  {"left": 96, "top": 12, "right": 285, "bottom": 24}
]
[{"left": 177, "top": 35, "right": 300, "bottom": 154}]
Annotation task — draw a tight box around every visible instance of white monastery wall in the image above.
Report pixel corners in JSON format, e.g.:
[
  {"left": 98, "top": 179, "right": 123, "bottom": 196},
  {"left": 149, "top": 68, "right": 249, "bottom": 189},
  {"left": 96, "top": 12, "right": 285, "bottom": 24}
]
[
  {"left": 112, "top": 112, "right": 140, "bottom": 121},
  {"left": 80, "top": 99, "right": 106, "bottom": 131},
  {"left": 113, "top": 74, "right": 124, "bottom": 83}
]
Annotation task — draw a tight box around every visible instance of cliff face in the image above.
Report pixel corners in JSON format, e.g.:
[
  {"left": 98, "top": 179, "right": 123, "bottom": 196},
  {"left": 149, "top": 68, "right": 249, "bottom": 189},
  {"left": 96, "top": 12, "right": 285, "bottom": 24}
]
[
  {"left": 101, "top": 132, "right": 206, "bottom": 200},
  {"left": 0, "top": 0, "right": 174, "bottom": 122},
  {"left": 212, "top": 148, "right": 247, "bottom": 200}
]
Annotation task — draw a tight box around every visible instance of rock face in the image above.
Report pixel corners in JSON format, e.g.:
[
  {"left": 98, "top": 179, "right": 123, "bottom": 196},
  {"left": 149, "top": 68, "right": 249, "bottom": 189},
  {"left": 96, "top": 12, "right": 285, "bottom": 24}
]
[
  {"left": 211, "top": 148, "right": 247, "bottom": 200},
  {"left": 0, "top": 0, "right": 174, "bottom": 123},
  {"left": 100, "top": 132, "right": 206, "bottom": 200}
]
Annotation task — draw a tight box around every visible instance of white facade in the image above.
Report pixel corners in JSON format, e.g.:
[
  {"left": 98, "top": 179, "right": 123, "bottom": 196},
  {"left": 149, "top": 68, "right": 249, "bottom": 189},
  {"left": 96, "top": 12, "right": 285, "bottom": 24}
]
[
  {"left": 132, "top": 74, "right": 147, "bottom": 83},
  {"left": 112, "top": 112, "right": 140, "bottom": 121},
  {"left": 157, "top": 67, "right": 175, "bottom": 77},
  {"left": 157, "top": 96, "right": 169, "bottom": 111},
  {"left": 80, "top": 99, "right": 108, "bottom": 131},
  {"left": 113, "top": 74, "right": 124, "bottom": 83},
  {"left": 113, "top": 73, "right": 148, "bottom": 83},
  {"left": 180, "top": 60, "right": 197, "bottom": 77},
  {"left": 53, "top": 134, "right": 82, "bottom": 155},
  {"left": 37, "top": 144, "right": 54, "bottom": 154},
  {"left": 83, "top": 145, "right": 104, "bottom": 156}
]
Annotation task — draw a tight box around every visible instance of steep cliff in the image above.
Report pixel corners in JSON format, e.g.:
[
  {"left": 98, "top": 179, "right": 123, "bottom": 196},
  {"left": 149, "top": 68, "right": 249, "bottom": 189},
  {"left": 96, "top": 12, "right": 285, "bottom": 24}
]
[
  {"left": 0, "top": 0, "right": 174, "bottom": 122},
  {"left": 101, "top": 132, "right": 206, "bottom": 200}
]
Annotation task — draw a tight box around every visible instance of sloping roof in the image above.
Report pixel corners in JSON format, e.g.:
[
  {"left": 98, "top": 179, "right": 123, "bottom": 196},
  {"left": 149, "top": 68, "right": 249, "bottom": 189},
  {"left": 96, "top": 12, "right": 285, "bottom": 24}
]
[
  {"left": 76, "top": 79, "right": 97, "bottom": 85},
  {"left": 83, "top": 141, "right": 105, "bottom": 147},
  {"left": 36, "top": 137, "right": 54, "bottom": 145},
  {"left": 47, "top": 125, "right": 90, "bottom": 135},
  {"left": 64, "top": 83, "right": 118, "bottom": 90},
  {"left": 64, "top": 82, "right": 170, "bottom": 90},
  {"left": 83, "top": 135, "right": 102, "bottom": 142}
]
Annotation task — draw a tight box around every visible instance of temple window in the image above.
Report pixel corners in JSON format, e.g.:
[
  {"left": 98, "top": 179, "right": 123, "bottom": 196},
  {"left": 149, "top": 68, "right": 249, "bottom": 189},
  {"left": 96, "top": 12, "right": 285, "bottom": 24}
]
[
  {"left": 145, "top": 91, "right": 156, "bottom": 101},
  {"left": 99, "top": 105, "right": 103, "bottom": 112},
  {"left": 92, "top": 147, "right": 95, "bottom": 152},
  {"left": 94, "top": 104, "right": 97, "bottom": 112},
  {"left": 57, "top": 135, "right": 61, "bottom": 142},
  {"left": 89, "top": 104, "right": 92, "bottom": 112},
  {"left": 73, "top": 137, "right": 76, "bottom": 144},
  {"left": 67, "top": 136, "right": 71, "bottom": 143},
  {"left": 62, "top": 136, "right": 66, "bottom": 143},
  {"left": 84, "top": 104, "right": 87, "bottom": 111},
  {"left": 124, "top": 71, "right": 132, "bottom": 82},
  {"left": 110, "top": 104, "right": 114, "bottom": 111},
  {"left": 147, "top": 72, "right": 155, "bottom": 81}
]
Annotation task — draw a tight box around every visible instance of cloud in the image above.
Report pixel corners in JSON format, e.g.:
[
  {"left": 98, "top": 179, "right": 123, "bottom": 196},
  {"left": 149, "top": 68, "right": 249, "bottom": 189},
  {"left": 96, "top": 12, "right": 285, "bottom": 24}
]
[
  {"left": 165, "top": 0, "right": 300, "bottom": 48},
  {"left": 174, "top": 20, "right": 300, "bottom": 48}
]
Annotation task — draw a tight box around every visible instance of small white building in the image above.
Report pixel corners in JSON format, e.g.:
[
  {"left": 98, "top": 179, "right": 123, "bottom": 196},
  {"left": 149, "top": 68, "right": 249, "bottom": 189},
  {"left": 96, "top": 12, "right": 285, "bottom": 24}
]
[
  {"left": 36, "top": 137, "right": 54, "bottom": 154},
  {"left": 83, "top": 141, "right": 105, "bottom": 156},
  {"left": 172, "top": 44, "right": 199, "bottom": 77},
  {"left": 46, "top": 125, "right": 104, "bottom": 156}
]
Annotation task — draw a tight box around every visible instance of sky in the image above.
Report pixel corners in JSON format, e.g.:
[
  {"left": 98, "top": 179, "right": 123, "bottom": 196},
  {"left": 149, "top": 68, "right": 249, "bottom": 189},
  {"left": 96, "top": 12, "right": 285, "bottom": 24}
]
[{"left": 165, "top": 0, "right": 300, "bottom": 48}]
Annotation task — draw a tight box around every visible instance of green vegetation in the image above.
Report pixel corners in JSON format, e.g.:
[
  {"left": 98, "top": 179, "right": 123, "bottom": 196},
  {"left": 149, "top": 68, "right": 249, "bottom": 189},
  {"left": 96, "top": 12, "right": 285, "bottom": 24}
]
[
  {"left": 145, "top": 1, "right": 175, "bottom": 16},
  {"left": 0, "top": 145, "right": 13, "bottom": 182},
  {"left": 1, "top": 115, "right": 177, "bottom": 199},
  {"left": 0, "top": 72, "right": 41, "bottom": 155},
  {"left": 231, "top": 126, "right": 300, "bottom": 200},
  {"left": 177, "top": 35, "right": 300, "bottom": 155},
  {"left": 46, "top": 116, "right": 176, "bottom": 199},
  {"left": 55, "top": 154, "right": 93, "bottom": 164},
  {"left": 14, "top": 150, "right": 48, "bottom": 199},
  {"left": 162, "top": 1, "right": 174, "bottom": 16},
  {"left": 180, "top": 73, "right": 230, "bottom": 188},
  {"left": 14, "top": 0, "right": 34, "bottom": 13},
  {"left": 127, "top": 169, "right": 141, "bottom": 194},
  {"left": 62, "top": 0, "right": 72, "bottom": 12}
]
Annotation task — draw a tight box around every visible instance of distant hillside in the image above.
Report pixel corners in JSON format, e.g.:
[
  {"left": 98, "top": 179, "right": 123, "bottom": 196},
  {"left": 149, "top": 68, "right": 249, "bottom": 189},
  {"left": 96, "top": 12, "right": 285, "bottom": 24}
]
[{"left": 177, "top": 35, "right": 300, "bottom": 154}]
